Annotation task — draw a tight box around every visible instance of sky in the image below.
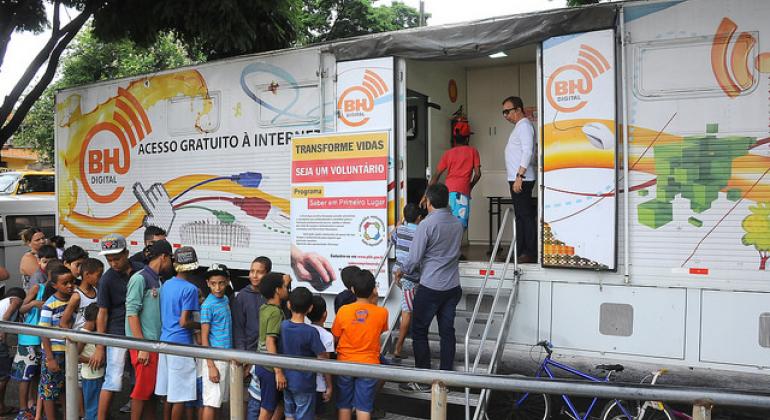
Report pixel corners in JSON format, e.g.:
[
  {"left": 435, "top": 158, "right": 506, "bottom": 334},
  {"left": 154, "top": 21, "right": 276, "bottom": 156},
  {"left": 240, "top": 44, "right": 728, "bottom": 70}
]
[{"left": 0, "top": 0, "right": 567, "bottom": 99}]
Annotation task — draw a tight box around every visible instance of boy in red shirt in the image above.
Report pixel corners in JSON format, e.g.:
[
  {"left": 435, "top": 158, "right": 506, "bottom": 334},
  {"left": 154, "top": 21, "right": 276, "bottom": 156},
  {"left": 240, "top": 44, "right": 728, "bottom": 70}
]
[
  {"left": 430, "top": 119, "right": 481, "bottom": 230},
  {"left": 331, "top": 270, "right": 388, "bottom": 420}
]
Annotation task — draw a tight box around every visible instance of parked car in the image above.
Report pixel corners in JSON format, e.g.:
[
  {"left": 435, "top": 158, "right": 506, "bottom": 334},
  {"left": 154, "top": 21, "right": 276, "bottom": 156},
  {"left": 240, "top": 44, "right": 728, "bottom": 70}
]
[{"left": 0, "top": 170, "right": 55, "bottom": 196}]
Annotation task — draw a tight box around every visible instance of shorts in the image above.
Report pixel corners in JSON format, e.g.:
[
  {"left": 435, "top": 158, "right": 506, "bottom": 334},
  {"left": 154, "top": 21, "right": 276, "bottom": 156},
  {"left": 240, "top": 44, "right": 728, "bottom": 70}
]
[
  {"left": 82, "top": 377, "right": 104, "bottom": 420},
  {"left": 184, "top": 376, "right": 203, "bottom": 408},
  {"left": 315, "top": 391, "right": 327, "bottom": 415},
  {"left": 155, "top": 354, "right": 197, "bottom": 403},
  {"left": 11, "top": 345, "right": 40, "bottom": 382},
  {"left": 254, "top": 366, "right": 279, "bottom": 412},
  {"left": 0, "top": 342, "right": 13, "bottom": 380},
  {"left": 449, "top": 192, "right": 471, "bottom": 228},
  {"left": 202, "top": 360, "right": 230, "bottom": 408},
  {"left": 284, "top": 389, "right": 315, "bottom": 420},
  {"left": 400, "top": 279, "right": 416, "bottom": 312},
  {"left": 38, "top": 352, "right": 65, "bottom": 401},
  {"left": 335, "top": 375, "right": 378, "bottom": 413},
  {"left": 247, "top": 396, "right": 261, "bottom": 420},
  {"left": 102, "top": 346, "right": 127, "bottom": 392},
  {"left": 129, "top": 350, "right": 159, "bottom": 400}
]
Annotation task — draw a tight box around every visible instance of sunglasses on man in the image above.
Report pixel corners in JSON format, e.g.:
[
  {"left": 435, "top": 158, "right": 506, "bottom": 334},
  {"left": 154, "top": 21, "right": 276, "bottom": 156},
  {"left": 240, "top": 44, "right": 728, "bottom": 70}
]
[{"left": 502, "top": 107, "right": 517, "bottom": 116}]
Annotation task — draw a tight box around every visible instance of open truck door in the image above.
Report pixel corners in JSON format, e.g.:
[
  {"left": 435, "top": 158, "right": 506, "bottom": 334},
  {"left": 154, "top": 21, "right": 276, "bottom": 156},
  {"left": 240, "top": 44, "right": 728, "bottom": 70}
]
[
  {"left": 320, "top": 56, "right": 406, "bottom": 323},
  {"left": 541, "top": 29, "right": 619, "bottom": 270},
  {"left": 334, "top": 56, "right": 407, "bottom": 228}
]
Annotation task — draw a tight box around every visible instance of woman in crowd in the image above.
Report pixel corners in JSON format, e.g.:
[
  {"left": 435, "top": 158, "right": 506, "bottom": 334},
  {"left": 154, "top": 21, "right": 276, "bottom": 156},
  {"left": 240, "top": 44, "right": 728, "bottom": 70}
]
[{"left": 19, "top": 228, "right": 46, "bottom": 291}]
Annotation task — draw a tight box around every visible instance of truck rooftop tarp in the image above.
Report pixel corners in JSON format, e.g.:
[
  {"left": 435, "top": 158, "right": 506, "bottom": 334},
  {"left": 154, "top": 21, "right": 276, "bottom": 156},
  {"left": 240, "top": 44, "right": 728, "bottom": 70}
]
[{"left": 327, "top": 3, "right": 618, "bottom": 61}]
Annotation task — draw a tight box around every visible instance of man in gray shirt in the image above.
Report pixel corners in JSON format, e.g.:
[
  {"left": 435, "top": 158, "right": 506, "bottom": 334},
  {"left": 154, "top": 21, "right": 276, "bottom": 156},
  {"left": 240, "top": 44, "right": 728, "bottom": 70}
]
[{"left": 398, "top": 183, "right": 464, "bottom": 392}]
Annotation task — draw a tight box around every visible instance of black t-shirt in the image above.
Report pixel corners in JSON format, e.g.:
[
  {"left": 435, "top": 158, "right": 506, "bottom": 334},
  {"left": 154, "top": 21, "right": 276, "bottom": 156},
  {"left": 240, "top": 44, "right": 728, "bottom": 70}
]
[
  {"left": 97, "top": 261, "right": 144, "bottom": 335},
  {"left": 128, "top": 251, "right": 148, "bottom": 266},
  {"left": 334, "top": 289, "right": 356, "bottom": 314}
]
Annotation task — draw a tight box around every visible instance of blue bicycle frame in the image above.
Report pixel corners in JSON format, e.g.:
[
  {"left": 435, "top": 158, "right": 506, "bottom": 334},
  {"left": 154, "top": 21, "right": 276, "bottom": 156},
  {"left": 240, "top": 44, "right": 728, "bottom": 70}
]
[{"left": 515, "top": 349, "right": 634, "bottom": 420}]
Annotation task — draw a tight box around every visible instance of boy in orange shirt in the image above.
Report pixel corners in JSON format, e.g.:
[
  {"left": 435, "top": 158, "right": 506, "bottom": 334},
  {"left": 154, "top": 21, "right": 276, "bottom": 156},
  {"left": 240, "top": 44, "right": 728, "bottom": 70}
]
[{"left": 331, "top": 270, "right": 388, "bottom": 420}]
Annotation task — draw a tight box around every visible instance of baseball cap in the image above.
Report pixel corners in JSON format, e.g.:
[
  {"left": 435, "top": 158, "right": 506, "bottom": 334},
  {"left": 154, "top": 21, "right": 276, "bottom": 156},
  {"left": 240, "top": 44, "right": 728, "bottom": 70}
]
[
  {"left": 99, "top": 234, "right": 127, "bottom": 256},
  {"left": 206, "top": 263, "right": 230, "bottom": 279},
  {"left": 173, "top": 246, "right": 199, "bottom": 272},
  {"left": 146, "top": 239, "right": 173, "bottom": 260},
  {"left": 454, "top": 120, "right": 472, "bottom": 137}
]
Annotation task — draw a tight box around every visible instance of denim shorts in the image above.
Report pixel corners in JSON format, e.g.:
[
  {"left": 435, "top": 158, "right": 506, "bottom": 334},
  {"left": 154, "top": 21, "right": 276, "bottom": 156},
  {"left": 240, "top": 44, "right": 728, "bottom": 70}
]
[
  {"left": 102, "top": 346, "right": 127, "bottom": 392},
  {"left": 284, "top": 389, "right": 316, "bottom": 420},
  {"left": 335, "top": 375, "right": 378, "bottom": 413}
]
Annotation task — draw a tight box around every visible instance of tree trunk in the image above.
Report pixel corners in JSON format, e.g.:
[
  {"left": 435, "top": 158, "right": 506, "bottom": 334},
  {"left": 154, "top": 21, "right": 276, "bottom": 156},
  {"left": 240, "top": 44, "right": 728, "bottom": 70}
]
[
  {"left": 760, "top": 253, "right": 768, "bottom": 271},
  {"left": 0, "top": 1, "right": 96, "bottom": 150}
]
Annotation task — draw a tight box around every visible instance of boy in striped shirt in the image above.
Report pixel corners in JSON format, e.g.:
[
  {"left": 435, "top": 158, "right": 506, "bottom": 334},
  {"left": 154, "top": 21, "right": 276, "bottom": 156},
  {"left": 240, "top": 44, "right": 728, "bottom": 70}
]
[
  {"left": 38, "top": 265, "right": 76, "bottom": 420},
  {"left": 390, "top": 203, "right": 423, "bottom": 360},
  {"left": 200, "top": 264, "right": 233, "bottom": 420}
]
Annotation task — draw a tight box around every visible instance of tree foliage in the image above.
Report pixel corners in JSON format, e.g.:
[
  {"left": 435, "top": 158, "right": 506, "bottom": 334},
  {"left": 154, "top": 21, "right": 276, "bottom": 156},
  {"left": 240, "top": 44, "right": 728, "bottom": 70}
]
[
  {"left": 566, "top": 0, "right": 601, "bottom": 6},
  {"left": 0, "top": 0, "right": 301, "bottom": 152},
  {"left": 90, "top": 0, "right": 301, "bottom": 60},
  {"left": 301, "top": 0, "right": 426, "bottom": 44},
  {"left": 13, "top": 28, "right": 200, "bottom": 164}
]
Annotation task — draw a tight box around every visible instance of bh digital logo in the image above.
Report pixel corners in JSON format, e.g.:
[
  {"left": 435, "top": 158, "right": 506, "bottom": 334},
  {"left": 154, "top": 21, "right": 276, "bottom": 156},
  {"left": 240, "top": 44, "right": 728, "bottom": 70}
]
[
  {"left": 80, "top": 88, "right": 151, "bottom": 203},
  {"left": 711, "top": 17, "right": 770, "bottom": 99},
  {"left": 546, "top": 44, "right": 611, "bottom": 113},
  {"left": 337, "top": 70, "right": 389, "bottom": 127}
]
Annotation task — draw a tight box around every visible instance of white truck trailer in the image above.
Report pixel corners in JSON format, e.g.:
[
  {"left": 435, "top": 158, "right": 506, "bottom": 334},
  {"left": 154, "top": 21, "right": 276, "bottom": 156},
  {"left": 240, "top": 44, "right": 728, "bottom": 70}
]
[{"left": 55, "top": 0, "right": 770, "bottom": 396}]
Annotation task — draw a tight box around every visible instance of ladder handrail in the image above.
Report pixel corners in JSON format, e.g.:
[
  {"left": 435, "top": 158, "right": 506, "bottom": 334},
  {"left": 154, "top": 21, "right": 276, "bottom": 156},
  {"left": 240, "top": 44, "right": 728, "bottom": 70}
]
[
  {"left": 464, "top": 207, "right": 511, "bottom": 420},
  {"left": 474, "top": 222, "right": 521, "bottom": 420},
  {"left": 376, "top": 241, "right": 402, "bottom": 355},
  {"left": 375, "top": 240, "right": 395, "bottom": 284},
  {"left": 470, "top": 231, "right": 516, "bottom": 374}
]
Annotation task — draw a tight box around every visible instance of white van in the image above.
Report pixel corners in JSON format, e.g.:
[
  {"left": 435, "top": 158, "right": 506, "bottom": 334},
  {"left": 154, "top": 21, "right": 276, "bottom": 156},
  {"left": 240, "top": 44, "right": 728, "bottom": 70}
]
[{"left": 0, "top": 195, "right": 56, "bottom": 289}]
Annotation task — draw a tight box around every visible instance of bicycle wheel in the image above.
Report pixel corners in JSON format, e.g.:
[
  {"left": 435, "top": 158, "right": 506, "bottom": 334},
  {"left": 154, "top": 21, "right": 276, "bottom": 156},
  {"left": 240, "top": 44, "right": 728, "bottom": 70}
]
[
  {"left": 600, "top": 399, "right": 673, "bottom": 420},
  {"left": 487, "top": 390, "right": 551, "bottom": 420}
]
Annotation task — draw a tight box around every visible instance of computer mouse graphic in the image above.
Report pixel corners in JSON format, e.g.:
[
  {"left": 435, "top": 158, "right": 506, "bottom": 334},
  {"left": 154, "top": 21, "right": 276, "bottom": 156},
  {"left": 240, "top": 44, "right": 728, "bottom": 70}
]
[{"left": 582, "top": 122, "right": 615, "bottom": 150}]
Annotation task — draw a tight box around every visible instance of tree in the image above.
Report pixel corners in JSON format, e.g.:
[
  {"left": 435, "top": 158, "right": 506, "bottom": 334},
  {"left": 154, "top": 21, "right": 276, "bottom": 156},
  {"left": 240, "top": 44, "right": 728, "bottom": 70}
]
[
  {"left": 742, "top": 202, "right": 770, "bottom": 270},
  {"left": 13, "top": 28, "right": 201, "bottom": 164},
  {"left": 301, "top": 0, "right": 426, "bottom": 44},
  {"left": 0, "top": 0, "right": 300, "bottom": 152}
]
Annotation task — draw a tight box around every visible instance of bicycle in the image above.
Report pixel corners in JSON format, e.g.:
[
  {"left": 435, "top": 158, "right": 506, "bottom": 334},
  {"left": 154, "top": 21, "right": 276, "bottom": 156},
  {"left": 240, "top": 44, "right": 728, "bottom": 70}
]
[
  {"left": 600, "top": 369, "right": 692, "bottom": 420},
  {"left": 489, "top": 341, "right": 637, "bottom": 420}
]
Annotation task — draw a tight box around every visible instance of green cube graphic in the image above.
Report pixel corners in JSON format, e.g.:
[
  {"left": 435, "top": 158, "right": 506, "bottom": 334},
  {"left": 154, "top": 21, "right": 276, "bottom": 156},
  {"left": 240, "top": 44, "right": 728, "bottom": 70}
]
[
  {"left": 641, "top": 125, "right": 754, "bottom": 229},
  {"left": 655, "top": 144, "right": 684, "bottom": 160},
  {"left": 727, "top": 188, "right": 742, "bottom": 201},
  {"left": 638, "top": 199, "right": 673, "bottom": 229},
  {"left": 638, "top": 189, "right": 649, "bottom": 197},
  {"left": 688, "top": 183, "right": 719, "bottom": 213},
  {"left": 709, "top": 160, "right": 732, "bottom": 183},
  {"left": 656, "top": 182, "right": 679, "bottom": 201}
]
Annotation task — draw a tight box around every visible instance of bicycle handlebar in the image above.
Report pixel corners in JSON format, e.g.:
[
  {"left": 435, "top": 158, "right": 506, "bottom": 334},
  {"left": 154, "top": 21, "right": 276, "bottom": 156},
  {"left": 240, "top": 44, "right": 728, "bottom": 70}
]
[{"left": 536, "top": 340, "right": 553, "bottom": 356}]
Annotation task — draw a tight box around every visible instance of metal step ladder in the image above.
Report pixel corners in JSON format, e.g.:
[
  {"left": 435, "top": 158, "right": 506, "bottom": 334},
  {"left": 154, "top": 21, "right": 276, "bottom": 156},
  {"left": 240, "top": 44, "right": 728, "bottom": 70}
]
[
  {"left": 464, "top": 207, "right": 522, "bottom": 420},
  {"left": 375, "top": 210, "right": 521, "bottom": 419}
]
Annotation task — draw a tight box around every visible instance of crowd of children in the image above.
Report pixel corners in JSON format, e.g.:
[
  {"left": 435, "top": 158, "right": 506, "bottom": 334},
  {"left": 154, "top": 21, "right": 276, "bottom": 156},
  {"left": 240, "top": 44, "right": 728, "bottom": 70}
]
[{"left": 1, "top": 216, "right": 430, "bottom": 420}]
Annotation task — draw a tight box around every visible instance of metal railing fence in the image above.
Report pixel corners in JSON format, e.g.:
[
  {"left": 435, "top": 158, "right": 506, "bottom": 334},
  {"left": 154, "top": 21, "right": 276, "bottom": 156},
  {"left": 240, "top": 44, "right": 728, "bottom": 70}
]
[{"left": 3, "top": 322, "right": 770, "bottom": 419}]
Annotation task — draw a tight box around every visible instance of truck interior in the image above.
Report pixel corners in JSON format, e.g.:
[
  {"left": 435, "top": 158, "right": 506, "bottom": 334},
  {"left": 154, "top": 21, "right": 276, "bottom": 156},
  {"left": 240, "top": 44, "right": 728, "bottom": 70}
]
[{"left": 404, "top": 44, "right": 539, "bottom": 263}]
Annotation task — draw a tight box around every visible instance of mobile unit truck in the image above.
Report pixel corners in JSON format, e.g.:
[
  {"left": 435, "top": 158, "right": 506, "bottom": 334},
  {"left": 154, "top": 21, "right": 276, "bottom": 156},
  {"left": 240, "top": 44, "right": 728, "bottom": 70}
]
[{"left": 55, "top": 0, "right": 770, "bottom": 405}]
